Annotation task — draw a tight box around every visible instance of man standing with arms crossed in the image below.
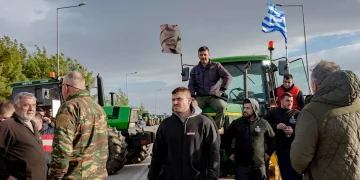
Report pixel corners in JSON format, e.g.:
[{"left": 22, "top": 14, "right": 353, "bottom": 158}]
[
  {"left": 49, "top": 71, "right": 108, "bottom": 180},
  {"left": 188, "top": 46, "right": 232, "bottom": 134}
]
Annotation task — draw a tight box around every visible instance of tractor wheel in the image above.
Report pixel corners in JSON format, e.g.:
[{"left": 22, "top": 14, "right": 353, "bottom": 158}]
[
  {"left": 125, "top": 145, "right": 151, "bottom": 164},
  {"left": 106, "top": 128, "right": 128, "bottom": 175}
]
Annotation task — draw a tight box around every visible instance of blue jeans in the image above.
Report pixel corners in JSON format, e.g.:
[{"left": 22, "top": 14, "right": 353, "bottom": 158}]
[{"left": 276, "top": 150, "right": 302, "bottom": 180}]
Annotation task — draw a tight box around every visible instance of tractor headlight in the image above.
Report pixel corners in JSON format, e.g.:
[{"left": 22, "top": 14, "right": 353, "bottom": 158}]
[{"left": 262, "top": 60, "right": 271, "bottom": 66}]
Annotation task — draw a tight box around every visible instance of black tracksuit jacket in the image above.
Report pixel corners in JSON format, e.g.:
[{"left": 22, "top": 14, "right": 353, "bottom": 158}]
[
  {"left": 224, "top": 117, "right": 275, "bottom": 167},
  {"left": 147, "top": 107, "right": 220, "bottom": 180},
  {"left": 265, "top": 107, "right": 300, "bottom": 151}
]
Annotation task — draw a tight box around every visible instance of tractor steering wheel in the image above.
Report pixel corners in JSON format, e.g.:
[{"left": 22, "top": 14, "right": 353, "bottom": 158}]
[{"left": 228, "top": 87, "right": 244, "bottom": 102}]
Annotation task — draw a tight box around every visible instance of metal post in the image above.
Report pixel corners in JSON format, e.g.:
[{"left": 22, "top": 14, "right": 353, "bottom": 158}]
[
  {"left": 276, "top": 4, "right": 310, "bottom": 88},
  {"left": 126, "top": 75, "right": 128, "bottom": 98},
  {"left": 301, "top": 5, "right": 310, "bottom": 83},
  {"left": 125, "top": 71, "right": 137, "bottom": 99},
  {"left": 57, "top": 9, "right": 59, "bottom": 77},
  {"left": 56, "top": 2, "right": 86, "bottom": 78},
  {"left": 155, "top": 89, "right": 161, "bottom": 116}
]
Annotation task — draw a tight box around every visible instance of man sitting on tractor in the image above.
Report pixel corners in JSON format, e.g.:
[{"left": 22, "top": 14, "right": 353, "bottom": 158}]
[
  {"left": 274, "top": 74, "right": 305, "bottom": 110},
  {"left": 188, "top": 46, "right": 233, "bottom": 134}
]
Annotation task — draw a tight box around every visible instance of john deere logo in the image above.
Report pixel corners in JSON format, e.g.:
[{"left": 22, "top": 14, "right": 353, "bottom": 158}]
[{"left": 210, "top": 65, "right": 215, "bottom": 69}]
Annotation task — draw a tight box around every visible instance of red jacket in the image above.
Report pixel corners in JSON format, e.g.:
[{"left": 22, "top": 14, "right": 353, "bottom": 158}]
[{"left": 276, "top": 85, "right": 301, "bottom": 110}]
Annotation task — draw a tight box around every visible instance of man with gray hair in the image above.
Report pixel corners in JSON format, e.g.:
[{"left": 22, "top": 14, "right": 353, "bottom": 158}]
[
  {"left": 0, "top": 92, "right": 46, "bottom": 180},
  {"left": 49, "top": 71, "right": 109, "bottom": 179},
  {"left": 290, "top": 60, "right": 360, "bottom": 179}
]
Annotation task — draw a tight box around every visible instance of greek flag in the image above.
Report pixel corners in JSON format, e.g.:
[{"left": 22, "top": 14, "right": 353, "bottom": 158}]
[{"left": 262, "top": 3, "right": 288, "bottom": 43}]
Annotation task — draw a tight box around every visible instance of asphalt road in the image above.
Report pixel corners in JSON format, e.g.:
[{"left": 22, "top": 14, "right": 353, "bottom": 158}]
[
  {"left": 106, "top": 153, "right": 152, "bottom": 180},
  {"left": 106, "top": 125, "right": 157, "bottom": 180}
]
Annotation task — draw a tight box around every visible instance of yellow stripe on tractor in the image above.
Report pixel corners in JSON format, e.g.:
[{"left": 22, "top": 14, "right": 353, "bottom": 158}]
[{"left": 205, "top": 112, "right": 242, "bottom": 117}]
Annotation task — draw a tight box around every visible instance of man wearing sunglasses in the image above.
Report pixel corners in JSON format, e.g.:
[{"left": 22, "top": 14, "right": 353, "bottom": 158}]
[{"left": 49, "top": 71, "right": 108, "bottom": 180}]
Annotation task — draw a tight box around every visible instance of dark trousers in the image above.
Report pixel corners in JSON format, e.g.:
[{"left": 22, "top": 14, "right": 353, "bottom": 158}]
[
  {"left": 235, "top": 165, "right": 267, "bottom": 180},
  {"left": 277, "top": 150, "right": 303, "bottom": 180}
]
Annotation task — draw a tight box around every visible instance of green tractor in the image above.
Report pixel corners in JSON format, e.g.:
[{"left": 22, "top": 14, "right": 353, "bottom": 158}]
[
  {"left": 10, "top": 74, "right": 155, "bottom": 175},
  {"left": 142, "top": 112, "right": 156, "bottom": 126},
  {"left": 181, "top": 43, "right": 310, "bottom": 179}
]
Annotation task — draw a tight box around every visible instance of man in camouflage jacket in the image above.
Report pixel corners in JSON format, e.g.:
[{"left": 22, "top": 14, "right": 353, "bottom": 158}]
[{"left": 49, "top": 72, "right": 108, "bottom": 180}]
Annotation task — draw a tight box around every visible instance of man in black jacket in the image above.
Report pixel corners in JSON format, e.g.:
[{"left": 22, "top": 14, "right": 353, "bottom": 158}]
[
  {"left": 148, "top": 87, "right": 220, "bottom": 180},
  {"left": 224, "top": 98, "right": 275, "bottom": 180},
  {"left": 265, "top": 92, "right": 302, "bottom": 180}
]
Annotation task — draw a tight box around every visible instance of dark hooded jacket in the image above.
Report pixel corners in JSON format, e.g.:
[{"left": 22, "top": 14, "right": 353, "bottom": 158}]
[
  {"left": 224, "top": 98, "right": 275, "bottom": 167},
  {"left": 290, "top": 70, "right": 360, "bottom": 180},
  {"left": 148, "top": 104, "right": 220, "bottom": 180}
]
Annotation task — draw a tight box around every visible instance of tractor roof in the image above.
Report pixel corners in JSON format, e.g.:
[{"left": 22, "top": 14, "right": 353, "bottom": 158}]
[
  {"left": 212, "top": 55, "right": 269, "bottom": 63},
  {"left": 11, "top": 79, "right": 61, "bottom": 88}
]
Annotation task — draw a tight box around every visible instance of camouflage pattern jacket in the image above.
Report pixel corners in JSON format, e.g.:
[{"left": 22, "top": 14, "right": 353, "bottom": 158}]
[{"left": 49, "top": 90, "right": 108, "bottom": 180}]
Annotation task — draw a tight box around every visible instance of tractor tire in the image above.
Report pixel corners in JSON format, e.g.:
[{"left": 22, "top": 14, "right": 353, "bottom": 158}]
[
  {"left": 125, "top": 145, "right": 151, "bottom": 164},
  {"left": 106, "top": 128, "right": 128, "bottom": 175}
]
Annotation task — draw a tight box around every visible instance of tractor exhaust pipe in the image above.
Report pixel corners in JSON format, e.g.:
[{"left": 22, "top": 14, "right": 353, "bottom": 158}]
[
  {"left": 96, "top": 74, "right": 105, "bottom": 106},
  {"left": 244, "top": 61, "right": 251, "bottom": 98},
  {"left": 109, "top": 92, "right": 115, "bottom": 106}
]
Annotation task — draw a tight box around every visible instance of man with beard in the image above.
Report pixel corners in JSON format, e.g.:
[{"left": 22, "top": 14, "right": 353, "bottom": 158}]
[
  {"left": 0, "top": 92, "right": 46, "bottom": 180},
  {"left": 148, "top": 87, "right": 220, "bottom": 180},
  {"left": 274, "top": 74, "right": 305, "bottom": 110},
  {"left": 224, "top": 98, "right": 275, "bottom": 180},
  {"left": 265, "top": 92, "right": 302, "bottom": 180},
  {"left": 188, "top": 46, "right": 233, "bottom": 134}
]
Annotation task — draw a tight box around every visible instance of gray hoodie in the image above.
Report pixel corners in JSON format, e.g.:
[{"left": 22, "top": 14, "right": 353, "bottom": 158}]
[
  {"left": 244, "top": 98, "right": 260, "bottom": 118},
  {"left": 224, "top": 98, "right": 276, "bottom": 166},
  {"left": 172, "top": 103, "right": 202, "bottom": 123}
]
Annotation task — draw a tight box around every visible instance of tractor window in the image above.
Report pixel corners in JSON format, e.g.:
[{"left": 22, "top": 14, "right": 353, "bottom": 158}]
[
  {"left": 274, "top": 59, "right": 311, "bottom": 95},
  {"left": 222, "top": 61, "right": 266, "bottom": 104},
  {"left": 289, "top": 59, "right": 311, "bottom": 94}
]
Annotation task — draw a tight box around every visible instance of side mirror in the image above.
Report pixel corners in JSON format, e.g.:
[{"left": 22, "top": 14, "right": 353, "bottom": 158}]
[
  {"left": 278, "top": 60, "right": 290, "bottom": 75},
  {"left": 182, "top": 67, "right": 190, "bottom": 82}
]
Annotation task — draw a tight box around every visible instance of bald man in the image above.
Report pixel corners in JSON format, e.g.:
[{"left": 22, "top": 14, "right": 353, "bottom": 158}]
[{"left": 49, "top": 71, "right": 109, "bottom": 180}]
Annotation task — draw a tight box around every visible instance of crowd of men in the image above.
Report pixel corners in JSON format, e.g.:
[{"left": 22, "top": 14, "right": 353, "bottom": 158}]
[
  {"left": 0, "top": 72, "right": 108, "bottom": 180},
  {"left": 148, "top": 46, "right": 360, "bottom": 180},
  {"left": 0, "top": 45, "right": 360, "bottom": 180}
]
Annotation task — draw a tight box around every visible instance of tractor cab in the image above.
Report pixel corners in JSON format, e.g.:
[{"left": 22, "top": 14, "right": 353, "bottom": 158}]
[
  {"left": 10, "top": 72, "right": 63, "bottom": 117},
  {"left": 181, "top": 51, "right": 310, "bottom": 123}
]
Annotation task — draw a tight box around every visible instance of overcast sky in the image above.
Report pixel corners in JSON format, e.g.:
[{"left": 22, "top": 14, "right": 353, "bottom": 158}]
[{"left": 1, "top": 0, "right": 360, "bottom": 114}]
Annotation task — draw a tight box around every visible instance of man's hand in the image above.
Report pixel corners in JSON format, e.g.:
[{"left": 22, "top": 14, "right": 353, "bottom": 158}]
[
  {"left": 218, "top": 127, "right": 224, "bottom": 135},
  {"left": 284, "top": 126, "right": 293, "bottom": 135},
  {"left": 229, "top": 154, "right": 235, "bottom": 162},
  {"left": 43, "top": 117, "right": 52, "bottom": 124},
  {"left": 277, "top": 123, "right": 286, "bottom": 130},
  {"left": 7, "top": 176, "right": 17, "bottom": 180},
  {"left": 264, "top": 153, "right": 270, "bottom": 161}
]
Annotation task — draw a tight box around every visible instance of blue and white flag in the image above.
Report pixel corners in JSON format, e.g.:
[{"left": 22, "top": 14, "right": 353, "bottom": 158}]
[{"left": 262, "top": 3, "right": 288, "bottom": 43}]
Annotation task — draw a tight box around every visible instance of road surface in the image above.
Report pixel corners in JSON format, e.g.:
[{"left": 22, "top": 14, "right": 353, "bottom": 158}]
[
  {"left": 106, "top": 154, "right": 152, "bottom": 180},
  {"left": 106, "top": 125, "right": 156, "bottom": 180}
]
